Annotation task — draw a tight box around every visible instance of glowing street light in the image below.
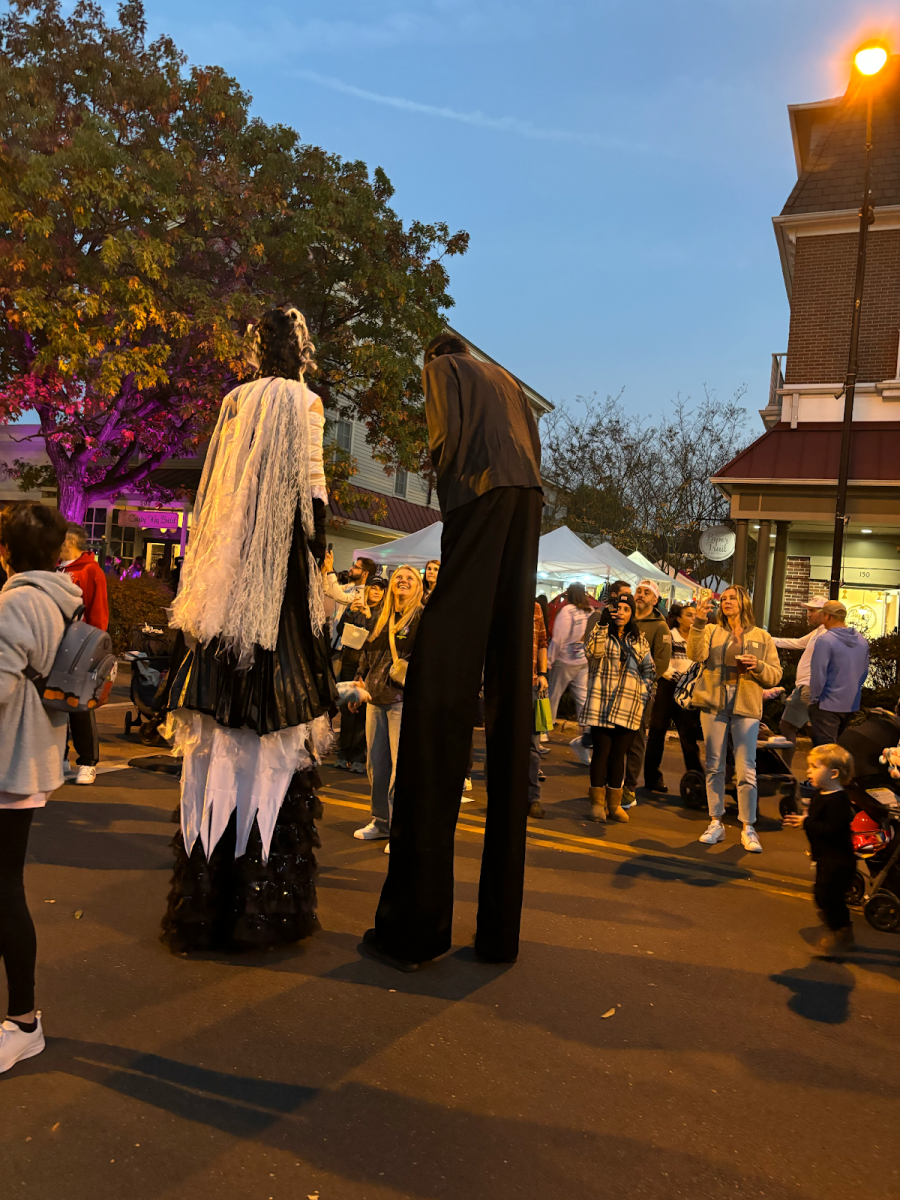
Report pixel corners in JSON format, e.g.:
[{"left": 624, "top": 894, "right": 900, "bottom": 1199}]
[
  {"left": 829, "top": 41, "right": 891, "bottom": 598},
  {"left": 854, "top": 44, "right": 888, "bottom": 76}
]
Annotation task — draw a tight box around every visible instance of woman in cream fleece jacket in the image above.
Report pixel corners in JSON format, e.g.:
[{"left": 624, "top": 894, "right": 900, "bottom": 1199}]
[{"left": 687, "top": 585, "right": 782, "bottom": 854}]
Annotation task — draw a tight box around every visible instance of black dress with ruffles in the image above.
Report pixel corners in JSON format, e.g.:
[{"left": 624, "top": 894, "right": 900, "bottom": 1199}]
[{"left": 161, "top": 501, "right": 338, "bottom": 954}]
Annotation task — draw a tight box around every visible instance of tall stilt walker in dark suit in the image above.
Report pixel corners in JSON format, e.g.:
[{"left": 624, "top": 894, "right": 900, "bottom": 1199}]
[{"left": 363, "top": 333, "right": 543, "bottom": 969}]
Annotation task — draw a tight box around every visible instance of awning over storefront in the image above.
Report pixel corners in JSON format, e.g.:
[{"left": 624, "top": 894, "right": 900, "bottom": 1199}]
[{"left": 712, "top": 422, "right": 900, "bottom": 485}]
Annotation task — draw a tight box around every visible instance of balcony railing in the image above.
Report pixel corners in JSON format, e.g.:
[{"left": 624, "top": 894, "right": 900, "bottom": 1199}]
[
  {"left": 759, "top": 353, "right": 787, "bottom": 428},
  {"left": 769, "top": 353, "right": 786, "bottom": 407}
]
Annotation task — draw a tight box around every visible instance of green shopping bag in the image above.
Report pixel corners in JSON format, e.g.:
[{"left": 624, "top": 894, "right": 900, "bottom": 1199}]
[{"left": 535, "top": 696, "right": 553, "bottom": 733}]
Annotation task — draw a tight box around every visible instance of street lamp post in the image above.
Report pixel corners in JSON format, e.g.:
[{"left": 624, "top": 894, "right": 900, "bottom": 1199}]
[{"left": 829, "top": 44, "right": 889, "bottom": 601}]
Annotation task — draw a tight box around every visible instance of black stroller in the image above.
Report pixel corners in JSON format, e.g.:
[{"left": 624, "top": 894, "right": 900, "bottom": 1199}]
[
  {"left": 680, "top": 731, "right": 799, "bottom": 815},
  {"left": 120, "top": 624, "right": 175, "bottom": 746}
]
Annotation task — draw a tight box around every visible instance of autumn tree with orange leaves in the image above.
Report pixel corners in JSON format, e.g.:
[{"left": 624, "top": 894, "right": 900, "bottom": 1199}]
[{"left": 0, "top": 1, "right": 467, "bottom": 519}]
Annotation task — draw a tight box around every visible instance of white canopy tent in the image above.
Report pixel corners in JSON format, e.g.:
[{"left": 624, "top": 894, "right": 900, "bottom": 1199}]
[
  {"left": 351, "top": 522, "right": 698, "bottom": 599},
  {"left": 352, "top": 522, "right": 443, "bottom": 569},
  {"left": 627, "top": 550, "right": 695, "bottom": 601},
  {"left": 536, "top": 526, "right": 615, "bottom": 587}
]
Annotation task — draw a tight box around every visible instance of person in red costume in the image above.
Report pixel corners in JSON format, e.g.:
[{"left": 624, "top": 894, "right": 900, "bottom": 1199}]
[{"left": 58, "top": 523, "right": 109, "bottom": 785}]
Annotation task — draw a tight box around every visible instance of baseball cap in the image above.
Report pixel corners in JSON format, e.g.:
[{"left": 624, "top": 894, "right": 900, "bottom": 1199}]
[
  {"left": 822, "top": 600, "right": 847, "bottom": 618},
  {"left": 804, "top": 595, "right": 828, "bottom": 609},
  {"left": 636, "top": 579, "right": 660, "bottom": 600}
]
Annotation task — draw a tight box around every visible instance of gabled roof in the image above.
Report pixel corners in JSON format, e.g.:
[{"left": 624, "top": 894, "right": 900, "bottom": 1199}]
[
  {"left": 329, "top": 483, "right": 441, "bottom": 534},
  {"left": 711, "top": 422, "right": 900, "bottom": 487},
  {"left": 783, "top": 57, "right": 900, "bottom": 216}
]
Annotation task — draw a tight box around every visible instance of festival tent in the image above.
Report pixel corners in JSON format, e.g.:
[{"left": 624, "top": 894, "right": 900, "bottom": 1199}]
[
  {"left": 536, "top": 526, "right": 618, "bottom": 586},
  {"left": 592, "top": 541, "right": 663, "bottom": 587},
  {"left": 352, "top": 521, "right": 443, "bottom": 569},
  {"left": 626, "top": 550, "right": 695, "bottom": 601}
]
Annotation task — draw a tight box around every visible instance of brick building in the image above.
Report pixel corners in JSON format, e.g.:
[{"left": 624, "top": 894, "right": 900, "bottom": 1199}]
[{"left": 712, "top": 55, "right": 900, "bottom": 636}]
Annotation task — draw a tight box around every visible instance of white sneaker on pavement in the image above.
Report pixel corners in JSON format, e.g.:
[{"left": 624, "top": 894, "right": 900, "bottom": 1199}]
[
  {"left": 0, "top": 1014, "right": 45, "bottom": 1074},
  {"left": 699, "top": 819, "right": 726, "bottom": 845},
  {"left": 75, "top": 765, "right": 97, "bottom": 785},
  {"left": 354, "top": 820, "right": 388, "bottom": 841},
  {"left": 568, "top": 736, "right": 591, "bottom": 767},
  {"left": 539, "top": 732, "right": 549, "bottom": 743},
  {"left": 741, "top": 825, "right": 763, "bottom": 853}
]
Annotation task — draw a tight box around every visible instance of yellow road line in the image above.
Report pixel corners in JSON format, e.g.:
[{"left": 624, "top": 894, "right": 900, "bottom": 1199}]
[{"left": 319, "top": 787, "right": 811, "bottom": 902}]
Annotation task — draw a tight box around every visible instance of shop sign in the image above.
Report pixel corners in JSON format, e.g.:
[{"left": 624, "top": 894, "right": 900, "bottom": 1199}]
[
  {"left": 842, "top": 565, "right": 900, "bottom": 588},
  {"left": 699, "top": 525, "right": 736, "bottom": 561},
  {"left": 118, "top": 509, "right": 181, "bottom": 530}
]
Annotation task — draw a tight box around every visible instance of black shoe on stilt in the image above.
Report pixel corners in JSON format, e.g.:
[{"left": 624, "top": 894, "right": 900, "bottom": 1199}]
[{"left": 360, "top": 928, "right": 421, "bottom": 973}]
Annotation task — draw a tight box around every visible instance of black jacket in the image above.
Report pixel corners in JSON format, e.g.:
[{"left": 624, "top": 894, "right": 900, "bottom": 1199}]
[
  {"left": 357, "top": 609, "right": 423, "bottom": 707},
  {"left": 805, "top": 789, "right": 854, "bottom": 865},
  {"left": 423, "top": 353, "right": 542, "bottom": 514}
]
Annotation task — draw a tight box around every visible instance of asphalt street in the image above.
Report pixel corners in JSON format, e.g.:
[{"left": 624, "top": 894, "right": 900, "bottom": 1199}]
[{"left": 4, "top": 695, "right": 900, "bottom": 1200}]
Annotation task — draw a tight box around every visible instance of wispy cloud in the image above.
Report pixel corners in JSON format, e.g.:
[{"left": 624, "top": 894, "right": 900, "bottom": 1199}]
[{"left": 293, "top": 69, "right": 649, "bottom": 154}]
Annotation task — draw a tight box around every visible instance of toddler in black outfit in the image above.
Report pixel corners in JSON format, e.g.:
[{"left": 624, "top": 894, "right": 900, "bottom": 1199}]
[{"left": 783, "top": 743, "right": 856, "bottom": 953}]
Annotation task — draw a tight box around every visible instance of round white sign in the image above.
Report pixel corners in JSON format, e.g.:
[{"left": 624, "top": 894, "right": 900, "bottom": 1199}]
[{"left": 699, "top": 525, "right": 736, "bottom": 562}]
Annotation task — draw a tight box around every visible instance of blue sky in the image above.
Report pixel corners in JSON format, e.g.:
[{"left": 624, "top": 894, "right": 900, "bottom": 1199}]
[{"left": 137, "top": 0, "right": 899, "bottom": 421}]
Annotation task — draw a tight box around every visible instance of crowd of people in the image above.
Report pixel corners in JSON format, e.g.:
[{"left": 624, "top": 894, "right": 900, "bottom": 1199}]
[{"left": 0, "top": 303, "right": 892, "bottom": 1075}]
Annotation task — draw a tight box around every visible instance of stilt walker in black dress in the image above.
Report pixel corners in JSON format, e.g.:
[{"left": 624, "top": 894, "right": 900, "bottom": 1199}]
[{"left": 161, "top": 307, "right": 338, "bottom": 953}]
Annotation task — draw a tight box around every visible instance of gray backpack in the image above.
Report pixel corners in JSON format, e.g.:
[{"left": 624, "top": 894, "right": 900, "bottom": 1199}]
[{"left": 21, "top": 582, "right": 118, "bottom": 713}]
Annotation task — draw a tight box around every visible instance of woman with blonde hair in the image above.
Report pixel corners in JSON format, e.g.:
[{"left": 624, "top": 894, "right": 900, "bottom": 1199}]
[
  {"left": 688, "top": 585, "right": 782, "bottom": 853},
  {"left": 352, "top": 566, "right": 424, "bottom": 849}
]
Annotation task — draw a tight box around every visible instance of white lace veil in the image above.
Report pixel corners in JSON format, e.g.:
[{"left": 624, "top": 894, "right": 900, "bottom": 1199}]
[{"left": 170, "top": 374, "right": 326, "bottom": 662}]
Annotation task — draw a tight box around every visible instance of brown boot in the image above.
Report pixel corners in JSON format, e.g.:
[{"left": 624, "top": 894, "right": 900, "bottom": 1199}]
[
  {"left": 606, "top": 786, "right": 630, "bottom": 822},
  {"left": 588, "top": 787, "right": 607, "bottom": 821},
  {"left": 816, "top": 925, "right": 856, "bottom": 955}
]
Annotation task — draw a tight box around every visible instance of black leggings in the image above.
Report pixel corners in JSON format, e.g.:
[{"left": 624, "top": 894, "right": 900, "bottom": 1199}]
[
  {"left": 590, "top": 725, "right": 637, "bottom": 789},
  {"left": 0, "top": 809, "right": 37, "bottom": 1015}
]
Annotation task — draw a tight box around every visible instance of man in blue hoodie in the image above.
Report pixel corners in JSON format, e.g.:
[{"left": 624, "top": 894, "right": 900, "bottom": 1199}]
[{"left": 808, "top": 600, "right": 870, "bottom": 746}]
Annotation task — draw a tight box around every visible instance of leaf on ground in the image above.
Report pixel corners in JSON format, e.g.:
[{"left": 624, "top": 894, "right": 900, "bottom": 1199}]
[
  {"left": 601, "top": 1008, "right": 616, "bottom": 1019},
  {"left": 74, "top": 910, "right": 83, "bottom": 919}
]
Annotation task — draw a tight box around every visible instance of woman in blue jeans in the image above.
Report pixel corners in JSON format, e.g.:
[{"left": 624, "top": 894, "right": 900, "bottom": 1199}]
[
  {"left": 352, "top": 566, "right": 424, "bottom": 851},
  {"left": 687, "top": 586, "right": 782, "bottom": 854}
]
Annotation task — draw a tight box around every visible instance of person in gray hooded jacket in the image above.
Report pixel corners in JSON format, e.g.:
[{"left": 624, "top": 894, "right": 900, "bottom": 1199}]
[{"left": 0, "top": 503, "right": 82, "bottom": 1075}]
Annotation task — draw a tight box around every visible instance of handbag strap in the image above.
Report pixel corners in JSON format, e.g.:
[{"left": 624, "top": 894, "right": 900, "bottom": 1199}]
[{"left": 387, "top": 612, "right": 400, "bottom": 667}]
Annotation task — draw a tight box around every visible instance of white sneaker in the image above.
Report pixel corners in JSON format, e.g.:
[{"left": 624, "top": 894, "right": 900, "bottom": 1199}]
[
  {"left": 568, "top": 736, "right": 591, "bottom": 767},
  {"left": 699, "top": 819, "right": 726, "bottom": 845},
  {"left": 353, "top": 820, "right": 389, "bottom": 841},
  {"left": 539, "top": 732, "right": 549, "bottom": 743},
  {"left": 75, "top": 765, "right": 97, "bottom": 785},
  {"left": 741, "top": 825, "right": 763, "bottom": 853},
  {"left": 0, "top": 1014, "right": 45, "bottom": 1074},
  {"left": 461, "top": 794, "right": 475, "bottom": 803}
]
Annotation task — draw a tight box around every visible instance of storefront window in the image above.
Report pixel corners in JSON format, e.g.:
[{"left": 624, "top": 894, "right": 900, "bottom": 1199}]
[
  {"left": 83, "top": 507, "right": 107, "bottom": 549},
  {"left": 110, "top": 510, "right": 136, "bottom": 566}
]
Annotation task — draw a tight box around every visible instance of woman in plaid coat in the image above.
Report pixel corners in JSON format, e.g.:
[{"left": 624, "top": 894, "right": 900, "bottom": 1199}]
[{"left": 580, "top": 594, "right": 655, "bottom": 822}]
